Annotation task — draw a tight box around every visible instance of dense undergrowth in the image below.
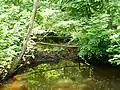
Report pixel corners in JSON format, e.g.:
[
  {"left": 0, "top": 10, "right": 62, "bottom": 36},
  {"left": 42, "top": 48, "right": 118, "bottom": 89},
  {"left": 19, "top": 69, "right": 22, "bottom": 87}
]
[
  {"left": 1, "top": 0, "right": 120, "bottom": 80},
  {"left": 0, "top": 3, "right": 30, "bottom": 78}
]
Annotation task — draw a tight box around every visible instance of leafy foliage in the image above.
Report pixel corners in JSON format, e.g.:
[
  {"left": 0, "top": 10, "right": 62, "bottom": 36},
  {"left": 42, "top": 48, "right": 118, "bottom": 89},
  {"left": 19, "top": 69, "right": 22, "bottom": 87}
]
[
  {"left": 73, "top": 14, "right": 111, "bottom": 58},
  {"left": 37, "top": 0, "right": 120, "bottom": 65},
  {"left": 0, "top": 3, "right": 30, "bottom": 78},
  {"left": 107, "top": 29, "right": 120, "bottom": 65},
  {"left": 35, "top": 0, "right": 111, "bottom": 59}
]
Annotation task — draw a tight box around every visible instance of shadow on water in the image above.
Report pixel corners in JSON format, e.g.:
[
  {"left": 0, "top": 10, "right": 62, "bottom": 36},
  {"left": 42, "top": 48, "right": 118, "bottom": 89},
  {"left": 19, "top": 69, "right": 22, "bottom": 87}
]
[{"left": 1, "top": 60, "right": 120, "bottom": 90}]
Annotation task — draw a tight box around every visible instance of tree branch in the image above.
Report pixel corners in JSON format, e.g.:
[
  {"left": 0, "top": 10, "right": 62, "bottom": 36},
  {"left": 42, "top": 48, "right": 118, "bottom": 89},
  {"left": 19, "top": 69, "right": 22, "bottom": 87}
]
[{"left": 37, "top": 42, "right": 79, "bottom": 48}]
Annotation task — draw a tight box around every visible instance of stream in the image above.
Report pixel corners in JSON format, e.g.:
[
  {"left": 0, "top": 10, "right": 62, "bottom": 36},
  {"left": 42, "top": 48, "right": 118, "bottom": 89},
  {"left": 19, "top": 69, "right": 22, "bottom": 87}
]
[{"left": 1, "top": 60, "right": 120, "bottom": 90}]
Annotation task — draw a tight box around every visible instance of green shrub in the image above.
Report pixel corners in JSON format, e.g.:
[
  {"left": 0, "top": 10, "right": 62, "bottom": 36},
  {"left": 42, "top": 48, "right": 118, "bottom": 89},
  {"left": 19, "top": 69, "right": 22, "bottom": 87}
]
[{"left": 0, "top": 4, "right": 30, "bottom": 77}]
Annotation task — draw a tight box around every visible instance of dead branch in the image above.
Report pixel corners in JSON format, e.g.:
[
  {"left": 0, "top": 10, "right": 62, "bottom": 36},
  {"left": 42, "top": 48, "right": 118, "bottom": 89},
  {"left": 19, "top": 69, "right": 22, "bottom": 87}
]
[{"left": 37, "top": 42, "right": 79, "bottom": 48}]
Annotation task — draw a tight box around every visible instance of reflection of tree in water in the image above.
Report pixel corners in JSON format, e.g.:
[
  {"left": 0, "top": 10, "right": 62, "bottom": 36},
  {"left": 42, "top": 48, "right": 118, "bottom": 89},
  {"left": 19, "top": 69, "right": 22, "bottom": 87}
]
[
  {"left": 91, "top": 66, "right": 120, "bottom": 90},
  {"left": 63, "top": 63, "right": 92, "bottom": 82},
  {"left": 62, "top": 63, "right": 120, "bottom": 90},
  {"left": 26, "top": 60, "right": 120, "bottom": 90},
  {"left": 58, "top": 63, "right": 98, "bottom": 90}
]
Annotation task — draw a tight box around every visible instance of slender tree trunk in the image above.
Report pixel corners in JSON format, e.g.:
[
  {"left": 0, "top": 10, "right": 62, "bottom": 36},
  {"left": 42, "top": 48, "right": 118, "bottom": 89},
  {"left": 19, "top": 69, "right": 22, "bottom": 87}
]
[{"left": 8, "top": 0, "right": 38, "bottom": 76}]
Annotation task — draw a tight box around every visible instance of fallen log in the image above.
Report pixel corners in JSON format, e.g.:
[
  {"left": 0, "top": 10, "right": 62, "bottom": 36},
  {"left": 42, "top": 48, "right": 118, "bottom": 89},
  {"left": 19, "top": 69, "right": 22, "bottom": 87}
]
[{"left": 16, "top": 49, "right": 83, "bottom": 74}]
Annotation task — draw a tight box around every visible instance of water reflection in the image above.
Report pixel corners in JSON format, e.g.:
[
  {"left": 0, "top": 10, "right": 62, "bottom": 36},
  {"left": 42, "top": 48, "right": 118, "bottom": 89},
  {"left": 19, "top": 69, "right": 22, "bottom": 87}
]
[
  {"left": 27, "top": 61, "right": 120, "bottom": 90},
  {"left": 2, "top": 60, "right": 120, "bottom": 90},
  {"left": 53, "top": 62, "right": 120, "bottom": 90},
  {"left": 92, "top": 65, "right": 120, "bottom": 90}
]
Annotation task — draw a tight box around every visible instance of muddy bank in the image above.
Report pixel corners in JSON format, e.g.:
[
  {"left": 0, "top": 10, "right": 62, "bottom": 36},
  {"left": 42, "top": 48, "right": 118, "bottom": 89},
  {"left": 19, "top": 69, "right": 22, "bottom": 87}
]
[{"left": 0, "top": 46, "right": 116, "bottom": 83}]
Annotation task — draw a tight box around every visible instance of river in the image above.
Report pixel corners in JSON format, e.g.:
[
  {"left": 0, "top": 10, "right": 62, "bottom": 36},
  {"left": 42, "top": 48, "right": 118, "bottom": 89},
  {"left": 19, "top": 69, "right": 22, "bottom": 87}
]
[{"left": 1, "top": 60, "right": 120, "bottom": 90}]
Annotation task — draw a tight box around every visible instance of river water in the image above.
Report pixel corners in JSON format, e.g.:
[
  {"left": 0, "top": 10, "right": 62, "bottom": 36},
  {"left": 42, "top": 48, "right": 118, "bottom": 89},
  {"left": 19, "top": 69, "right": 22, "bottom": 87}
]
[{"left": 1, "top": 60, "right": 120, "bottom": 90}]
